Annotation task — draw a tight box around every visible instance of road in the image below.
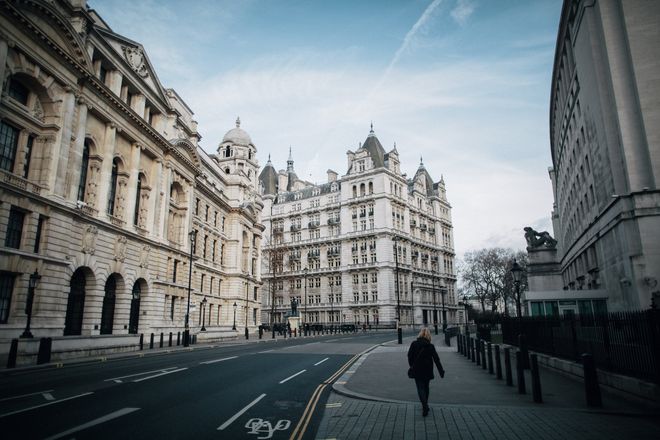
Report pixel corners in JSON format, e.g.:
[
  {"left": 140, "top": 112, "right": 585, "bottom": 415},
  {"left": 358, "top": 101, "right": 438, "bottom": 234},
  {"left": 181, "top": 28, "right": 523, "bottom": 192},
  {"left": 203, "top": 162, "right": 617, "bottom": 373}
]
[{"left": 0, "top": 331, "right": 398, "bottom": 440}]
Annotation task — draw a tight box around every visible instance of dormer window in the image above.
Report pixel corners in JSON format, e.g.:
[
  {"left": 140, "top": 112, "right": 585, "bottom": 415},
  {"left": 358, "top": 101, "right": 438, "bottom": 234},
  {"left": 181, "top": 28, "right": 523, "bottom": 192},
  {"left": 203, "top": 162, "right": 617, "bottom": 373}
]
[{"left": 224, "top": 146, "right": 232, "bottom": 158}]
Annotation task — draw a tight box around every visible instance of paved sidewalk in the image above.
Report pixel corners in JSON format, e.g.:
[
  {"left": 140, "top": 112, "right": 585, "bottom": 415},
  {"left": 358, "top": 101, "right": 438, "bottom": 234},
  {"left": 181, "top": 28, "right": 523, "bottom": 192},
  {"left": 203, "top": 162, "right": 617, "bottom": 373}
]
[{"left": 316, "top": 336, "right": 660, "bottom": 439}]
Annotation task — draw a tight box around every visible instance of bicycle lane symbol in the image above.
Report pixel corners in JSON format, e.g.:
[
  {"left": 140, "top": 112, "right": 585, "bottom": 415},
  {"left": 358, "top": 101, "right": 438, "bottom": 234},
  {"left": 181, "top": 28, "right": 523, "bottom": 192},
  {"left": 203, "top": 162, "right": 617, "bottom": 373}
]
[{"left": 245, "top": 418, "right": 291, "bottom": 439}]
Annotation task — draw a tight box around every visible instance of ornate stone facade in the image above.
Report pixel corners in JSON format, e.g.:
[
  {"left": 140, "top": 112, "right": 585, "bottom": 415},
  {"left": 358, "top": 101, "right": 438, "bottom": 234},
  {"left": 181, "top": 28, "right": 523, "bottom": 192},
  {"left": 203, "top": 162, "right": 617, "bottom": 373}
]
[
  {"left": 0, "top": 0, "right": 262, "bottom": 356},
  {"left": 259, "top": 126, "right": 457, "bottom": 329}
]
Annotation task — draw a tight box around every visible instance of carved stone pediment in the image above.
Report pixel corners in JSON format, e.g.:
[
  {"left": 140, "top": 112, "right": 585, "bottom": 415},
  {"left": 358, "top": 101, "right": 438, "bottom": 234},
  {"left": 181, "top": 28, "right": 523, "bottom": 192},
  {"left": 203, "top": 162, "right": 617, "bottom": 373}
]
[{"left": 122, "top": 46, "right": 148, "bottom": 77}]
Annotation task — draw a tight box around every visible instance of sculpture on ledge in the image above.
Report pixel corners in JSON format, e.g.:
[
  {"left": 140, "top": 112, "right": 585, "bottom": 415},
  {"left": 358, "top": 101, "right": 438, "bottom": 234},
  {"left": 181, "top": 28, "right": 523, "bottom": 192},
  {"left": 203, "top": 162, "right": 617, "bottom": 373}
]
[
  {"left": 524, "top": 227, "right": 558, "bottom": 249},
  {"left": 290, "top": 298, "right": 298, "bottom": 316}
]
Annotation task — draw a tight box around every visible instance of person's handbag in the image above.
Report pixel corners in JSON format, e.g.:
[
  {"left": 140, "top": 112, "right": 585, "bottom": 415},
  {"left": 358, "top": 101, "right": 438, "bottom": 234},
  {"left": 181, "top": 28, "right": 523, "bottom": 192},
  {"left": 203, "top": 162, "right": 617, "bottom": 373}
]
[{"left": 407, "top": 346, "right": 426, "bottom": 379}]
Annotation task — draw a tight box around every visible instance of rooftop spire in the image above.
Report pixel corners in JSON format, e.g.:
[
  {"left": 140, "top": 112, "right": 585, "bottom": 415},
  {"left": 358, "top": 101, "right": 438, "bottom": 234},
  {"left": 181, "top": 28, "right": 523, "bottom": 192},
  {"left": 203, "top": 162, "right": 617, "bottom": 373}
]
[
  {"left": 236, "top": 116, "right": 241, "bottom": 128},
  {"left": 420, "top": 156, "right": 424, "bottom": 167},
  {"left": 287, "top": 146, "right": 294, "bottom": 172},
  {"left": 369, "top": 121, "right": 375, "bottom": 137}
]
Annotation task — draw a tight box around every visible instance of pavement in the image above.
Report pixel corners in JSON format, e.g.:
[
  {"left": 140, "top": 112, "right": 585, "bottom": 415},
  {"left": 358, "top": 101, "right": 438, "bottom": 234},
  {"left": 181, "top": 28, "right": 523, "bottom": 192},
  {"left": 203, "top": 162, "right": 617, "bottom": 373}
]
[{"left": 316, "top": 335, "right": 660, "bottom": 440}]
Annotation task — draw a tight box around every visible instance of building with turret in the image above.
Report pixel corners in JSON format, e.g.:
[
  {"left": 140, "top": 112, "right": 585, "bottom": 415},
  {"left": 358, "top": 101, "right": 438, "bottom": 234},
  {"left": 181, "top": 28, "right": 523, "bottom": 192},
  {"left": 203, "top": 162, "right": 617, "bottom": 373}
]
[{"left": 259, "top": 125, "right": 457, "bottom": 329}]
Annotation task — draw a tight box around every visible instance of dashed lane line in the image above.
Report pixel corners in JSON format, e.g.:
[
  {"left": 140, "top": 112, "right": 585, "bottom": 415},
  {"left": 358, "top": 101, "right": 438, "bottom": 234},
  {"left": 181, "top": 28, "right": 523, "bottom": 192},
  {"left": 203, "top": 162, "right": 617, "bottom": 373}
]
[
  {"left": 314, "top": 358, "right": 329, "bottom": 366},
  {"left": 133, "top": 367, "right": 188, "bottom": 382},
  {"left": 43, "top": 407, "right": 140, "bottom": 440},
  {"left": 200, "top": 356, "right": 238, "bottom": 365},
  {"left": 279, "top": 369, "right": 307, "bottom": 384},
  {"left": 104, "top": 367, "right": 179, "bottom": 383}
]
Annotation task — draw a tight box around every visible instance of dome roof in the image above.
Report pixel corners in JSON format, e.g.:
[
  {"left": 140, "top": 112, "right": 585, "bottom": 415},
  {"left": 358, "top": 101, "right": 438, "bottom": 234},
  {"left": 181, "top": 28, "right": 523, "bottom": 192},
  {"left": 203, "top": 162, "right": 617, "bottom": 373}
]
[{"left": 222, "top": 117, "right": 253, "bottom": 146}]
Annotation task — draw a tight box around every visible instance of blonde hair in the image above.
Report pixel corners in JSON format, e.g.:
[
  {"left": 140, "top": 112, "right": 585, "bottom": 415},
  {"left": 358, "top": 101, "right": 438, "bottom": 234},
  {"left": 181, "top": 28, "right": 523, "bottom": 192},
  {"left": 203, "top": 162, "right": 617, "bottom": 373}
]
[{"left": 418, "top": 327, "right": 432, "bottom": 342}]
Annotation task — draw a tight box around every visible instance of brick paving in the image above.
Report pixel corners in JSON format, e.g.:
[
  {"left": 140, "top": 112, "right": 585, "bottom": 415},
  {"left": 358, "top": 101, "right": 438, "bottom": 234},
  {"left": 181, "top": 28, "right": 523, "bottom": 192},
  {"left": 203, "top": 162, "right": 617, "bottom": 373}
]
[{"left": 315, "top": 336, "right": 660, "bottom": 440}]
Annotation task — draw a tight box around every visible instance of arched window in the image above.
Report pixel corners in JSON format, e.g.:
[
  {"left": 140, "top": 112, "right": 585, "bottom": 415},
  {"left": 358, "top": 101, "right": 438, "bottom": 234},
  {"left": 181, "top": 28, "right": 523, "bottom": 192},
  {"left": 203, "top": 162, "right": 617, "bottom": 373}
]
[
  {"left": 100, "top": 275, "right": 117, "bottom": 334},
  {"left": 225, "top": 168, "right": 230, "bottom": 174},
  {"left": 129, "top": 282, "right": 141, "bottom": 334},
  {"left": 368, "top": 182, "right": 373, "bottom": 194},
  {"left": 352, "top": 185, "right": 357, "bottom": 198},
  {"left": 107, "top": 158, "right": 119, "bottom": 215},
  {"left": 133, "top": 174, "right": 143, "bottom": 226},
  {"left": 78, "top": 140, "right": 90, "bottom": 201},
  {"left": 64, "top": 269, "right": 86, "bottom": 336},
  {"left": 360, "top": 183, "right": 366, "bottom": 196}
]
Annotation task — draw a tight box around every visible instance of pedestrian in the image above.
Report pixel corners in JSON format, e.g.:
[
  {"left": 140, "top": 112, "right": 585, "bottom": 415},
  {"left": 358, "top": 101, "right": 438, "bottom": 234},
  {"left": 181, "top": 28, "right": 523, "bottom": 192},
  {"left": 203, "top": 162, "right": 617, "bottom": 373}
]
[{"left": 407, "top": 327, "right": 445, "bottom": 417}]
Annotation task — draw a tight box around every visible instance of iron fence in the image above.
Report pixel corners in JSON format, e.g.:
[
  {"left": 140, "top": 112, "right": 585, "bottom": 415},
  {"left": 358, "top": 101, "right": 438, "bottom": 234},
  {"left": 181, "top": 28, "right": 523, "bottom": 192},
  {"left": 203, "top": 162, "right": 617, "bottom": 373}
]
[{"left": 497, "top": 309, "right": 660, "bottom": 384}]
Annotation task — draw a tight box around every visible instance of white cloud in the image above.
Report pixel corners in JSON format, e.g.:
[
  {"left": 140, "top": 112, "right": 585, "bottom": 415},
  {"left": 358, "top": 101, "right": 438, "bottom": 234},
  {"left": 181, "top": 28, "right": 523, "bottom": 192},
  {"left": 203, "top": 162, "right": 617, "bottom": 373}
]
[{"left": 451, "top": 0, "right": 476, "bottom": 26}]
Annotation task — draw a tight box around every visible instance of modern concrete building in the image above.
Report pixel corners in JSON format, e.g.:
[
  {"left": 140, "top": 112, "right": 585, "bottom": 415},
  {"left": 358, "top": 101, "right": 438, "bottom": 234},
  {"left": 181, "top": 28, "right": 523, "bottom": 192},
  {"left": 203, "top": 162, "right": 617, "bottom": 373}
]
[
  {"left": 529, "top": 0, "right": 660, "bottom": 315},
  {"left": 259, "top": 126, "right": 458, "bottom": 330},
  {"left": 0, "top": 0, "right": 262, "bottom": 363}
]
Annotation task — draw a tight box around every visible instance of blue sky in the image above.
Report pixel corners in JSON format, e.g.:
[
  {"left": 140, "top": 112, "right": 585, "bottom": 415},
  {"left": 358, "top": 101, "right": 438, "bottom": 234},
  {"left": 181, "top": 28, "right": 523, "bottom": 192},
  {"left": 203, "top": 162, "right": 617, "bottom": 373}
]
[{"left": 91, "top": 0, "right": 563, "bottom": 255}]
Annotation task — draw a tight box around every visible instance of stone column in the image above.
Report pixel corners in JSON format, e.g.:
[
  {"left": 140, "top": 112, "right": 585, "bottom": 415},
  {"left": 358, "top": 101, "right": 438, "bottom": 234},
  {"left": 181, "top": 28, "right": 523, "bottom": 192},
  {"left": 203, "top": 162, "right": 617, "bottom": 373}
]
[
  {"left": 51, "top": 88, "right": 76, "bottom": 196},
  {"left": 67, "top": 97, "right": 90, "bottom": 201},
  {"left": 132, "top": 93, "right": 146, "bottom": 117},
  {"left": 96, "top": 122, "right": 116, "bottom": 216},
  {"left": 108, "top": 70, "right": 123, "bottom": 96}
]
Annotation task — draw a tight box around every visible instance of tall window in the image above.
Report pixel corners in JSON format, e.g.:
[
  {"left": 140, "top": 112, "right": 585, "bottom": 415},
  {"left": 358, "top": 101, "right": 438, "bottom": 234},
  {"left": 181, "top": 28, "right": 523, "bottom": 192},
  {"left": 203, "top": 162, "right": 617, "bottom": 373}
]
[
  {"left": 77, "top": 140, "right": 90, "bottom": 201},
  {"left": 5, "top": 207, "right": 25, "bottom": 249},
  {"left": 0, "top": 121, "right": 19, "bottom": 172},
  {"left": 100, "top": 275, "right": 117, "bottom": 335},
  {"left": 107, "top": 158, "right": 119, "bottom": 215},
  {"left": 22, "top": 135, "right": 34, "bottom": 178},
  {"left": 0, "top": 272, "right": 15, "bottom": 324},
  {"left": 133, "top": 175, "right": 142, "bottom": 226},
  {"left": 34, "top": 215, "right": 45, "bottom": 253}
]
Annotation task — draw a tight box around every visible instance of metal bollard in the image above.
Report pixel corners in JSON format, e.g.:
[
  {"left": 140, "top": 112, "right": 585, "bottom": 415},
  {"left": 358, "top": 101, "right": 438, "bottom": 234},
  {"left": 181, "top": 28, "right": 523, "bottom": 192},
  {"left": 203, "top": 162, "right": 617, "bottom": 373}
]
[
  {"left": 149, "top": 333, "right": 154, "bottom": 349},
  {"left": 481, "top": 341, "right": 487, "bottom": 370},
  {"left": 495, "top": 345, "right": 502, "bottom": 380},
  {"left": 471, "top": 338, "right": 476, "bottom": 362},
  {"left": 160, "top": 332, "right": 164, "bottom": 348},
  {"left": 530, "top": 354, "right": 543, "bottom": 403},
  {"left": 504, "top": 347, "right": 513, "bottom": 386},
  {"left": 476, "top": 339, "right": 481, "bottom": 365},
  {"left": 516, "top": 350, "right": 526, "bottom": 394},
  {"left": 519, "top": 334, "right": 530, "bottom": 370},
  {"left": 7, "top": 338, "right": 18, "bottom": 368},
  {"left": 177, "top": 332, "right": 180, "bottom": 346},
  {"left": 169, "top": 332, "right": 173, "bottom": 347},
  {"left": 582, "top": 353, "right": 602, "bottom": 407},
  {"left": 487, "top": 343, "right": 494, "bottom": 374},
  {"left": 37, "top": 337, "right": 52, "bottom": 365},
  {"left": 139, "top": 333, "right": 144, "bottom": 350}
]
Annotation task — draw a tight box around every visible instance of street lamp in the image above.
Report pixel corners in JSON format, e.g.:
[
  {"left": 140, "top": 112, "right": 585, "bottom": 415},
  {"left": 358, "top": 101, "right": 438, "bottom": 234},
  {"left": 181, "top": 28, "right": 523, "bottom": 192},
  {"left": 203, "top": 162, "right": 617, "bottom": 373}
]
[
  {"left": 393, "top": 236, "right": 402, "bottom": 344},
  {"left": 200, "top": 297, "right": 207, "bottom": 331},
  {"left": 232, "top": 302, "right": 237, "bottom": 330},
  {"left": 21, "top": 270, "right": 41, "bottom": 338},
  {"left": 440, "top": 285, "right": 448, "bottom": 332},
  {"left": 303, "top": 267, "right": 309, "bottom": 336},
  {"left": 510, "top": 259, "right": 528, "bottom": 369},
  {"left": 184, "top": 229, "right": 196, "bottom": 347}
]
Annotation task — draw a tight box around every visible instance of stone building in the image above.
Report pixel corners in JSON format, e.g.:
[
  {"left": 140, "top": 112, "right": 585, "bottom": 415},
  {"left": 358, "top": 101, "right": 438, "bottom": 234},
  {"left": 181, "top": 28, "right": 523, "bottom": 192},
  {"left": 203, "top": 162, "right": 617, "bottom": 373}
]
[
  {"left": 0, "top": 0, "right": 262, "bottom": 362},
  {"left": 528, "top": 0, "right": 660, "bottom": 315},
  {"left": 259, "top": 125, "right": 457, "bottom": 329}
]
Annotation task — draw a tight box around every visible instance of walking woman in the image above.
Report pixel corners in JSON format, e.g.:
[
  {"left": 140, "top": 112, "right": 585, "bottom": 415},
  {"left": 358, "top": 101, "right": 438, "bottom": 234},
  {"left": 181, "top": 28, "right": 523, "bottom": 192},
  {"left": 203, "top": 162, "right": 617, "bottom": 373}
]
[{"left": 407, "top": 327, "right": 445, "bottom": 416}]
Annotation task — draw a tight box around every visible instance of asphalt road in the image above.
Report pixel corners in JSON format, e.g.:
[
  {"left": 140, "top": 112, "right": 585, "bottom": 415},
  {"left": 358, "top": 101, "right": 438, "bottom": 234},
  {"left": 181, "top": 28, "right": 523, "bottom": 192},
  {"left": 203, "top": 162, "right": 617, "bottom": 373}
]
[{"left": 0, "top": 331, "right": 398, "bottom": 440}]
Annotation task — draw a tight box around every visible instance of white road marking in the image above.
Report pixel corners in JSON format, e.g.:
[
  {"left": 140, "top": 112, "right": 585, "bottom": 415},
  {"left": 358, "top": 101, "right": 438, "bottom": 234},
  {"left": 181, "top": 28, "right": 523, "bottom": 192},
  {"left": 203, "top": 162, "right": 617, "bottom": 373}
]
[
  {"left": 325, "top": 339, "right": 340, "bottom": 342},
  {"left": 104, "top": 367, "right": 179, "bottom": 383},
  {"left": 258, "top": 349, "right": 275, "bottom": 353},
  {"left": 133, "top": 367, "right": 187, "bottom": 382},
  {"left": 43, "top": 407, "right": 140, "bottom": 440},
  {"left": 217, "top": 393, "right": 267, "bottom": 431},
  {"left": 314, "top": 358, "right": 329, "bottom": 366},
  {"left": 325, "top": 403, "right": 342, "bottom": 408},
  {"left": 0, "top": 392, "right": 93, "bottom": 418},
  {"left": 279, "top": 369, "right": 306, "bottom": 384},
  {"left": 42, "top": 393, "right": 55, "bottom": 401},
  {"left": 200, "top": 356, "right": 238, "bottom": 365},
  {"left": 0, "top": 389, "right": 54, "bottom": 402}
]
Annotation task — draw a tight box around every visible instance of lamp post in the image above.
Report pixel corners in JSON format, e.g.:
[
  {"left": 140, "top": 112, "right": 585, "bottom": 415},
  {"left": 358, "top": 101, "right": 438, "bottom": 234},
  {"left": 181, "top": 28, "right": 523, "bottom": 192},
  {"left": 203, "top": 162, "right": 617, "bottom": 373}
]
[
  {"left": 232, "top": 302, "right": 237, "bottom": 330},
  {"left": 393, "top": 236, "right": 402, "bottom": 344},
  {"left": 200, "top": 297, "right": 207, "bottom": 331},
  {"left": 431, "top": 275, "right": 438, "bottom": 335},
  {"left": 303, "top": 267, "right": 308, "bottom": 336},
  {"left": 245, "top": 282, "right": 249, "bottom": 340},
  {"left": 21, "top": 270, "right": 41, "bottom": 338},
  {"left": 511, "top": 259, "right": 528, "bottom": 368},
  {"left": 184, "top": 229, "right": 196, "bottom": 347},
  {"left": 440, "top": 285, "right": 447, "bottom": 332}
]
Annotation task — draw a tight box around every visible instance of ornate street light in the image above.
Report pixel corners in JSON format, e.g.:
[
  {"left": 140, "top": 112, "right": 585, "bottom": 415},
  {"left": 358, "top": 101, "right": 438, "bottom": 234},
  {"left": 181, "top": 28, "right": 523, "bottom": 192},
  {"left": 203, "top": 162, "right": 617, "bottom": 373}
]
[
  {"left": 21, "top": 270, "right": 41, "bottom": 338},
  {"left": 303, "top": 267, "right": 309, "bottom": 336},
  {"left": 232, "top": 302, "right": 237, "bottom": 330},
  {"left": 200, "top": 297, "right": 207, "bottom": 331},
  {"left": 393, "top": 236, "right": 402, "bottom": 344},
  {"left": 184, "top": 229, "right": 197, "bottom": 347}
]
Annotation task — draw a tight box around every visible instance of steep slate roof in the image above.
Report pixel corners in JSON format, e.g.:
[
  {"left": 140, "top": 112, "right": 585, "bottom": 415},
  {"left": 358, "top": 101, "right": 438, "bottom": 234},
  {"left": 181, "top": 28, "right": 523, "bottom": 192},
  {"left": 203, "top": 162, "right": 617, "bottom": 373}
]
[
  {"left": 410, "top": 157, "right": 437, "bottom": 197},
  {"left": 362, "top": 125, "right": 386, "bottom": 168},
  {"left": 258, "top": 155, "right": 278, "bottom": 195}
]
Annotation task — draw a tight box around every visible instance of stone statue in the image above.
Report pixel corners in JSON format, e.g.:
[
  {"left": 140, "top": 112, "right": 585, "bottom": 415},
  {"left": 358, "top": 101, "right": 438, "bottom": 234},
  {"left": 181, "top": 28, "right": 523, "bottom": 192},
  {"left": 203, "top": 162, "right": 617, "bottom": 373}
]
[
  {"left": 524, "top": 227, "right": 558, "bottom": 249},
  {"left": 291, "top": 298, "right": 298, "bottom": 316}
]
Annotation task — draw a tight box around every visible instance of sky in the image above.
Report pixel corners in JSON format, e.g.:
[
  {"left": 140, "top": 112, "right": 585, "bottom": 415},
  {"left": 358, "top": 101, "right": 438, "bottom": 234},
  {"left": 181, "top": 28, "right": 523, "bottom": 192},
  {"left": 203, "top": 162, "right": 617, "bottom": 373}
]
[{"left": 91, "top": 0, "right": 563, "bottom": 257}]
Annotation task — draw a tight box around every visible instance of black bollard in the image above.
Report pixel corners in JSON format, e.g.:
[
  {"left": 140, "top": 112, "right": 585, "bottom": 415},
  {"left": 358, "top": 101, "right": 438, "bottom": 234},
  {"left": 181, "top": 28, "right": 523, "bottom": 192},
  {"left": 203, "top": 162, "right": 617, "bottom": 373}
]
[
  {"left": 481, "top": 341, "right": 487, "bottom": 370},
  {"left": 37, "top": 337, "right": 52, "bottom": 365},
  {"left": 495, "top": 345, "right": 502, "bottom": 380},
  {"left": 177, "top": 332, "right": 180, "bottom": 346},
  {"left": 582, "top": 353, "right": 602, "bottom": 407},
  {"left": 7, "top": 338, "right": 18, "bottom": 368},
  {"left": 471, "top": 338, "right": 476, "bottom": 362},
  {"left": 139, "top": 333, "right": 144, "bottom": 350},
  {"left": 458, "top": 334, "right": 463, "bottom": 354},
  {"left": 487, "top": 343, "right": 494, "bottom": 374},
  {"left": 530, "top": 354, "right": 543, "bottom": 403},
  {"left": 259, "top": 327, "right": 263, "bottom": 339},
  {"left": 476, "top": 339, "right": 481, "bottom": 365},
  {"left": 169, "top": 332, "right": 173, "bottom": 347},
  {"left": 518, "top": 334, "right": 530, "bottom": 370},
  {"left": 160, "top": 332, "right": 164, "bottom": 348},
  {"left": 504, "top": 347, "right": 513, "bottom": 386},
  {"left": 245, "top": 327, "right": 249, "bottom": 340},
  {"left": 149, "top": 333, "right": 154, "bottom": 349},
  {"left": 516, "top": 350, "right": 526, "bottom": 394}
]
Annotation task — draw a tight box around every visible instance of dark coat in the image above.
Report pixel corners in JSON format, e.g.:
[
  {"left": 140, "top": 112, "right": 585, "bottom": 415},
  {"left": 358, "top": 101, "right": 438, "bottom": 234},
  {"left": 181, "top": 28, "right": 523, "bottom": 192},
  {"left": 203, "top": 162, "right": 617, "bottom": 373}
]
[{"left": 408, "top": 338, "right": 444, "bottom": 380}]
